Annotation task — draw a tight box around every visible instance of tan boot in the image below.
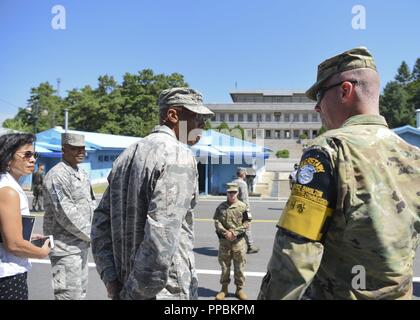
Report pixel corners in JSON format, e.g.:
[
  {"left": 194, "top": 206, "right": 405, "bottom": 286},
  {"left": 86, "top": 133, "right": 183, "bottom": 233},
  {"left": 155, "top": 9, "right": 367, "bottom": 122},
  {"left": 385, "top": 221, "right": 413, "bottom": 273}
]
[
  {"left": 235, "top": 288, "right": 248, "bottom": 300},
  {"left": 215, "top": 285, "right": 228, "bottom": 300}
]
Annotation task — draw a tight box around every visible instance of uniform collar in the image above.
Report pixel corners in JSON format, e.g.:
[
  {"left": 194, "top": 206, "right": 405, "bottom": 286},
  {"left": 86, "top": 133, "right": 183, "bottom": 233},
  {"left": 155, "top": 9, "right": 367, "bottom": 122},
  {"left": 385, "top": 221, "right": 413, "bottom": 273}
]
[
  {"left": 61, "top": 160, "right": 81, "bottom": 178},
  {"left": 151, "top": 125, "right": 177, "bottom": 139},
  {"left": 341, "top": 114, "right": 388, "bottom": 128}
]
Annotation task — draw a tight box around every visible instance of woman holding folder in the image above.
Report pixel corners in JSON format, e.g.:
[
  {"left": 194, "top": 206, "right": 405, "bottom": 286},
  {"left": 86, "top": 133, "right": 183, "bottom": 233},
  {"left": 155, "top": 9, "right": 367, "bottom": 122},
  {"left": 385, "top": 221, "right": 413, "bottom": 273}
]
[{"left": 0, "top": 133, "right": 50, "bottom": 300}]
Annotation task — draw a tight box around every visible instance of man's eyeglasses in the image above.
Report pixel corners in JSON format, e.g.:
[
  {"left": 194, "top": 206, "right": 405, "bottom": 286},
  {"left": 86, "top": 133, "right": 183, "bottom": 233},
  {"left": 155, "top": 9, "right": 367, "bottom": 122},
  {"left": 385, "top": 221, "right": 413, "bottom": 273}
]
[
  {"left": 16, "top": 151, "right": 39, "bottom": 160},
  {"left": 316, "top": 80, "right": 358, "bottom": 104}
]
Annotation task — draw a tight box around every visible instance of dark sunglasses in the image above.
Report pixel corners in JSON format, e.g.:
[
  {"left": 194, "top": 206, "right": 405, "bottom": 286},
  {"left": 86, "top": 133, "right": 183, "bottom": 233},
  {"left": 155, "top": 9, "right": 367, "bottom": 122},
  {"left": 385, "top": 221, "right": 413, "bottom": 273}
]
[
  {"left": 16, "top": 151, "right": 39, "bottom": 160},
  {"left": 227, "top": 191, "right": 238, "bottom": 194},
  {"left": 316, "top": 80, "right": 358, "bottom": 104}
]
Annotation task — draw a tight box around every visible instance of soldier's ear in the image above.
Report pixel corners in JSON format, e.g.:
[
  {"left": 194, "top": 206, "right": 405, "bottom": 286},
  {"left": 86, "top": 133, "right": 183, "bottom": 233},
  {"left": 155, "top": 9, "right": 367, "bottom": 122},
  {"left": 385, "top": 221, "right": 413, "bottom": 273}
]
[{"left": 166, "top": 108, "right": 180, "bottom": 125}]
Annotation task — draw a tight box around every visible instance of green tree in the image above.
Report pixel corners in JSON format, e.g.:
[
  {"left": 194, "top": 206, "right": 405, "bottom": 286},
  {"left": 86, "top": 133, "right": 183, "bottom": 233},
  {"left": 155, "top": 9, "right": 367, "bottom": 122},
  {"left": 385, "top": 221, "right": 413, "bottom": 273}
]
[
  {"left": 380, "top": 81, "right": 414, "bottom": 128},
  {"left": 395, "top": 61, "right": 412, "bottom": 85},
  {"left": 412, "top": 58, "right": 420, "bottom": 81},
  {"left": 3, "top": 82, "right": 63, "bottom": 133}
]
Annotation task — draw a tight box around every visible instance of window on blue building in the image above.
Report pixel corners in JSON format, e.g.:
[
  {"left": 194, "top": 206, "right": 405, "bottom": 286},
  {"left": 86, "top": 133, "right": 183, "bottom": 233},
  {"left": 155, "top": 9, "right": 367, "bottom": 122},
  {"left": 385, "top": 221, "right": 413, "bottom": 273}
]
[
  {"left": 99, "top": 156, "right": 104, "bottom": 162},
  {"left": 104, "top": 156, "right": 109, "bottom": 162}
]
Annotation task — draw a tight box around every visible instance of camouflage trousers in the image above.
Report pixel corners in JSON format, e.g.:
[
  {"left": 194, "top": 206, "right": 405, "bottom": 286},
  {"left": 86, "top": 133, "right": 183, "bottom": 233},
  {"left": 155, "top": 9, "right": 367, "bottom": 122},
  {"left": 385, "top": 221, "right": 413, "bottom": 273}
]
[
  {"left": 218, "top": 237, "right": 247, "bottom": 288},
  {"left": 50, "top": 249, "right": 89, "bottom": 300}
]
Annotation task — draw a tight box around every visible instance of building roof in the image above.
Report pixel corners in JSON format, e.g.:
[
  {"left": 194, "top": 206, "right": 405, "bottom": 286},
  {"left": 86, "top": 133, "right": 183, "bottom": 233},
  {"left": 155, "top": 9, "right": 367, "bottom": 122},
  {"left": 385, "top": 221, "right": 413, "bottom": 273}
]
[
  {"left": 191, "top": 129, "right": 272, "bottom": 159},
  {"left": 36, "top": 126, "right": 142, "bottom": 151},
  {"left": 393, "top": 125, "right": 420, "bottom": 136},
  {"left": 230, "top": 90, "right": 306, "bottom": 96},
  {"left": 206, "top": 102, "right": 316, "bottom": 112}
]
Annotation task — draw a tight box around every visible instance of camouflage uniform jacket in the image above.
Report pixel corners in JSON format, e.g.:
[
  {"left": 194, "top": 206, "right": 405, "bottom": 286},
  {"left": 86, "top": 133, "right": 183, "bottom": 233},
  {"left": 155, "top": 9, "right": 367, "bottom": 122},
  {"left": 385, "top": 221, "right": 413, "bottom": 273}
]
[
  {"left": 232, "top": 178, "right": 250, "bottom": 206},
  {"left": 214, "top": 200, "right": 252, "bottom": 240},
  {"left": 43, "top": 160, "right": 96, "bottom": 256},
  {"left": 91, "top": 125, "right": 199, "bottom": 300},
  {"left": 259, "top": 115, "right": 420, "bottom": 300}
]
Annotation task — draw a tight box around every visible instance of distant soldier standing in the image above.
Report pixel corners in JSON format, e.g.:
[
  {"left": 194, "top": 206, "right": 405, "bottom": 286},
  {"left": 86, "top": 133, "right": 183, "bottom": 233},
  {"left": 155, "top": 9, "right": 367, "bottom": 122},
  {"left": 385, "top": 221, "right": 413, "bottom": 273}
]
[
  {"left": 214, "top": 183, "right": 252, "bottom": 300},
  {"left": 259, "top": 47, "right": 420, "bottom": 300},
  {"left": 31, "top": 163, "right": 44, "bottom": 211},
  {"left": 43, "top": 133, "right": 96, "bottom": 300},
  {"left": 232, "top": 168, "right": 259, "bottom": 254}
]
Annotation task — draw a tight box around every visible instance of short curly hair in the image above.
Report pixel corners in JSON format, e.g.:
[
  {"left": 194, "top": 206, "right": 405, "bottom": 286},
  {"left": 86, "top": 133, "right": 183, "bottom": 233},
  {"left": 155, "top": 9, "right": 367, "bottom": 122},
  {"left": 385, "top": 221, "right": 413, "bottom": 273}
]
[{"left": 0, "top": 133, "right": 35, "bottom": 174}]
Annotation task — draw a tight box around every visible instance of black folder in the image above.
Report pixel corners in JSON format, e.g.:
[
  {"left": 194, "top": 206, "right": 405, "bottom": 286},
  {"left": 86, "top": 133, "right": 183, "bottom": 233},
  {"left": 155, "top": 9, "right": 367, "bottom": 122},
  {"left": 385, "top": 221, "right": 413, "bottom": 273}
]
[{"left": 0, "top": 215, "right": 36, "bottom": 243}]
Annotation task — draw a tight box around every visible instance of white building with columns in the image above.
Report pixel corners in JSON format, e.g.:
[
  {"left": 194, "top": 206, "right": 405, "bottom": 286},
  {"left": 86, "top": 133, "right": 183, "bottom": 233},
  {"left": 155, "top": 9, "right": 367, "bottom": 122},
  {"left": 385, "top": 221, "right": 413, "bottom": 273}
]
[{"left": 206, "top": 90, "right": 322, "bottom": 140}]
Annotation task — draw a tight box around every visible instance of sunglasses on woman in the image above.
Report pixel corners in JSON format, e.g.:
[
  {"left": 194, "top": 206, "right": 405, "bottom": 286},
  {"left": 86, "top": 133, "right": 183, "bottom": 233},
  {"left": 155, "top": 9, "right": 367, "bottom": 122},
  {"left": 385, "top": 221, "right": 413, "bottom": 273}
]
[{"left": 15, "top": 151, "right": 39, "bottom": 160}]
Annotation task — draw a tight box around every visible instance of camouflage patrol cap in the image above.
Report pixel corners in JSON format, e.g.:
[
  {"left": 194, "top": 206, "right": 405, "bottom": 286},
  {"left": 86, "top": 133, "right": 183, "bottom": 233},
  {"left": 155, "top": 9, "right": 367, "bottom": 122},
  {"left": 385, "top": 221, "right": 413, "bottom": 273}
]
[
  {"left": 158, "top": 87, "right": 214, "bottom": 116},
  {"left": 61, "top": 133, "right": 85, "bottom": 147},
  {"left": 305, "top": 47, "right": 377, "bottom": 101},
  {"left": 226, "top": 183, "right": 239, "bottom": 192},
  {"left": 237, "top": 167, "right": 248, "bottom": 175}
]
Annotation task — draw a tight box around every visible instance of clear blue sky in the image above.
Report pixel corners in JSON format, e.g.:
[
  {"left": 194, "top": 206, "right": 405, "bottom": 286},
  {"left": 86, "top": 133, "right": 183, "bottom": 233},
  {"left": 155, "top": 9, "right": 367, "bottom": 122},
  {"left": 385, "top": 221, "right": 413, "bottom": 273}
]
[{"left": 1, "top": 0, "right": 419, "bottom": 123}]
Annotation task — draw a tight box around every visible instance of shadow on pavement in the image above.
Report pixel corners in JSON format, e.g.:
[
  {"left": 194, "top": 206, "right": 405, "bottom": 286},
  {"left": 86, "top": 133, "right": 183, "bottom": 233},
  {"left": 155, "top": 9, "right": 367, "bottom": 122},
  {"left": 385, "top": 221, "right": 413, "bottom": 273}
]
[
  {"left": 413, "top": 282, "right": 420, "bottom": 297},
  {"left": 198, "top": 287, "right": 218, "bottom": 298},
  {"left": 193, "top": 247, "right": 218, "bottom": 257}
]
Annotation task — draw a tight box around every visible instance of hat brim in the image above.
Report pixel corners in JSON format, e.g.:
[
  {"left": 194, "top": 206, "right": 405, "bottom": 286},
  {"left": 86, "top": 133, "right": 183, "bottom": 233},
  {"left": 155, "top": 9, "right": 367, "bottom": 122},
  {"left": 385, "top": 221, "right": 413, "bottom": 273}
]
[
  {"left": 183, "top": 104, "right": 214, "bottom": 115},
  {"left": 305, "top": 77, "right": 330, "bottom": 101},
  {"left": 63, "top": 142, "right": 86, "bottom": 147}
]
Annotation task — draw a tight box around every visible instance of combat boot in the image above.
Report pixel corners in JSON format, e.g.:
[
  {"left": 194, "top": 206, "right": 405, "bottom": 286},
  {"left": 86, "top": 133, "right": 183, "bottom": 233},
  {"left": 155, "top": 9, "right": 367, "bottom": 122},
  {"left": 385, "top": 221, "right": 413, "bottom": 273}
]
[
  {"left": 235, "top": 288, "right": 248, "bottom": 300},
  {"left": 247, "top": 246, "right": 259, "bottom": 254},
  {"left": 215, "top": 285, "right": 228, "bottom": 300}
]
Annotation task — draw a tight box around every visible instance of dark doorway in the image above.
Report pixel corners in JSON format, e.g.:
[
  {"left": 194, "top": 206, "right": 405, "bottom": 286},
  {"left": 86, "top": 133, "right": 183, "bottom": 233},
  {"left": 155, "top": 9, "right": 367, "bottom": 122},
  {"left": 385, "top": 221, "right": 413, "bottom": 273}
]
[{"left": 197, "top": 162, "right": 206, "bottom": 193}]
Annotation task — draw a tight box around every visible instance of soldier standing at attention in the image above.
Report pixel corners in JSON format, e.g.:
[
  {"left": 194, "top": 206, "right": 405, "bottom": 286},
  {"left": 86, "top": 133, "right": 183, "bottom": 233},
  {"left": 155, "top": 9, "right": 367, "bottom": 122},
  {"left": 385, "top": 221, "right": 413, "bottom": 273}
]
[
  {"left": 232, "top": 168, "right": 259, "bottom": 254},
  {"left": 43, "top": 133, "right": 96, "bottom": 300},
  {"left": 31, "top": 163, "right": 44, "bottom": 212},
  {"left": 258, "top": 47, "right": 420, "bottom": 300},
  {"left": 91, "top": 88, "right": 214, "bottom": 300},
  {"left": 214, "top": 183, "right": 252, "bottom": 300}
]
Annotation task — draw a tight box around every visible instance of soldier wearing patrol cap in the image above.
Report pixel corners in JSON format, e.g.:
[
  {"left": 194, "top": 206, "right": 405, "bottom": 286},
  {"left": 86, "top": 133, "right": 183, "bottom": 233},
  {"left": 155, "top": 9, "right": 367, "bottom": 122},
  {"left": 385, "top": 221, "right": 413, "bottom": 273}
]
[
  {"left": 258, "top": 47, "right": 420, "bottom": 300},
  {"left": 232, "top": 167, "right": 260, "bottom": 254},
  {"left": 213, "top": 182, "right": 252, "bottom": 300},
  {"left": 92, "top": 88, "right": 214, "bottom": 300},
  {"left": 43, "top": 133, "right": 96, "bottom": 300}
]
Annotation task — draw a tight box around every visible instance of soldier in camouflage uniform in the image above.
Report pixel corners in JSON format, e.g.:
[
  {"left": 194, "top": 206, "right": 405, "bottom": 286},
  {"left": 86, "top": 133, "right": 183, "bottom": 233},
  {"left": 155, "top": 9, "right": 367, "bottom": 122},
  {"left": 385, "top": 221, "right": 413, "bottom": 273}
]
[
  {"left": 31, "top": 163, "right": 44, "bottom": 211},
  {"left": 43, "top": 133, "right": 96, "bottom": 300},
  {"left": 232, "top": 167, "right": 259, "bottom": 254},
  {"left": 91, "top": 88, "right": 214, "bottom": 300},
  {"left": 258, "top": 47, "right": 420, "bottom": 300},
  {"left": 214, "top": 183, "right": 252, "bottom": 300}
]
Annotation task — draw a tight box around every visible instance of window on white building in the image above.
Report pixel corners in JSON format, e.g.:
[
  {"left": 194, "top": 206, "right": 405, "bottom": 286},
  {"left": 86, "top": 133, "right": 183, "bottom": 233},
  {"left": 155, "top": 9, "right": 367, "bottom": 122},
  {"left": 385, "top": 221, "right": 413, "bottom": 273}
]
[{"left": 238, "top": 114, "right": 244, "bottom": 122}]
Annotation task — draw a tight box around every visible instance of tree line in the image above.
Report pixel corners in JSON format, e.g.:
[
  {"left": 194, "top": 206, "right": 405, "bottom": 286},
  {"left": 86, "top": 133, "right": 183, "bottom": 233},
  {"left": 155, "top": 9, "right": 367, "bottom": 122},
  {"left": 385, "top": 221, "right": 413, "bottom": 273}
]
[
  {"left": 3, "top": 69, "right": 187, "bottom": 137},
  {"left": 4, "top": 59, "right": 420, "bottom": 137}
]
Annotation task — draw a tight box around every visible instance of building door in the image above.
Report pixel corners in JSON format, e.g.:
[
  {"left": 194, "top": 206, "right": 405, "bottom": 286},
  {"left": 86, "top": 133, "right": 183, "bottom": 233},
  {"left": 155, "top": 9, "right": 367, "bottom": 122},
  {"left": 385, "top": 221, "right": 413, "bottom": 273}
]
[{"left": 197, "top": 162, "right": 206, "bottom": 194}]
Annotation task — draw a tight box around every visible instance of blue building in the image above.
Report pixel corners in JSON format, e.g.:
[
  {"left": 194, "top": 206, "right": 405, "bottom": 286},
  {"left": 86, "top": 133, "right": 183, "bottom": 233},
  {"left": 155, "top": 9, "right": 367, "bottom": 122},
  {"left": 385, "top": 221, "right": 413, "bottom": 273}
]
[
  {"left": 393, "top": 125, "right": 420, "bottom": 148},
  {"left": 392, "top": 109, "right": 420, "bottom": 148},
  {"left": 20, "top": 126, "right": 141, "bottom": 189},
  {"left": 21, "top": 126, "right": 271, "bottom": 195},
  {"left": 192, "top": 129, "right": 272, "bottom": 195}
]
